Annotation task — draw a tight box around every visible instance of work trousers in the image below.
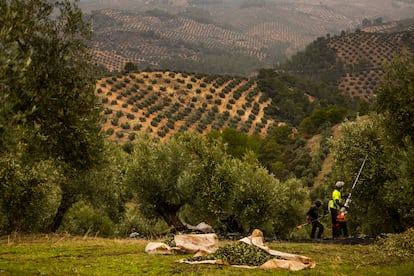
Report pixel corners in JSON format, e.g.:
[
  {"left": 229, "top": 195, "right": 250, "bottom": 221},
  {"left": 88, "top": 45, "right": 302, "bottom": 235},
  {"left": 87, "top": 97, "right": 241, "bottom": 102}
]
[
  {"left": 330, "top": 208, "right": 348, "bottom": 238},
  {"left": 310, "top": 221, "right": 324, "bottom": 239}
]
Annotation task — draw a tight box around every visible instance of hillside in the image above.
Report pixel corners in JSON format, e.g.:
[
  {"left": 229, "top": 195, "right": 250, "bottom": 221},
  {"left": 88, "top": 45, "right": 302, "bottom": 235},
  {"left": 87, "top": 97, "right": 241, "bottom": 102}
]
[
  {"left": 96, "top": 71, "right": 275, "bottom": 142},
  {"left": 281, "top": 27, "right": 414, "bottom": 101},
  {"left": 85, "top": 0, "right": 414, "bottom": 75},
  {"left": 330, "top": 30, "right": 414, "bottom": 99}
]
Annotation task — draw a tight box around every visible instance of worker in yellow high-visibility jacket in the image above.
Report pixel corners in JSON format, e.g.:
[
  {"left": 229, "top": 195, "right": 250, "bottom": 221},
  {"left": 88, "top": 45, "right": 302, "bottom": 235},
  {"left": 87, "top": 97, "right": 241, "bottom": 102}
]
[{"left": 329, "top": 181, "right": 348, "bottom": 238}]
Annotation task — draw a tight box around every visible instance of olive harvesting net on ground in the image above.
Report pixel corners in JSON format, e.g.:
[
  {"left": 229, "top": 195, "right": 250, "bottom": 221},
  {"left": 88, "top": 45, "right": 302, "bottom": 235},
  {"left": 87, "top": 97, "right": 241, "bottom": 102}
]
[{"left": 145, "top": 229, "right": 316, "bottom": 271}]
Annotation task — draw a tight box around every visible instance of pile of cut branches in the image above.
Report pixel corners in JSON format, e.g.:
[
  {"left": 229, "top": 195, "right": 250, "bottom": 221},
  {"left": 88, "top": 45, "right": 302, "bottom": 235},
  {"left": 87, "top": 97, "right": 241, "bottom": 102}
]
[{"left": 185, "top": 241, "right": 278, "bottom": 266}]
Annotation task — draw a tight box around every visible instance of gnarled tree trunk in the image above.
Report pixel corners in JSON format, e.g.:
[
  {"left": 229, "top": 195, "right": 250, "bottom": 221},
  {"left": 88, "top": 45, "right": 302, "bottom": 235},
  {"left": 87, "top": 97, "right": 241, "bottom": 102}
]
[{"left": 157, "top": 204, "right": 186, "bottom": 232}]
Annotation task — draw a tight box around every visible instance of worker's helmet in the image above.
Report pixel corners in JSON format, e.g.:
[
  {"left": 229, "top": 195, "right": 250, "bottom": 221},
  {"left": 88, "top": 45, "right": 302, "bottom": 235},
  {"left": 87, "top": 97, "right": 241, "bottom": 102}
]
[{"left": 335, "top": 181, "right": 345, "bottom": 188}]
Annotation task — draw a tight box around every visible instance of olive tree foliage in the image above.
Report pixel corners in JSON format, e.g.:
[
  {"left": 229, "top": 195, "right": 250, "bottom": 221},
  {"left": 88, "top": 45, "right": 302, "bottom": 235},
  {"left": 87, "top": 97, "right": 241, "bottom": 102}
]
[
  {"left": 374, "top": 53, "right": 414, "bottom": 230},
  {"left": 126, "top": 132, "right": 229, "bottom": 231},
  {"left": 59, "top": 142, "right": 129, "bottom": 237},
  {"left": 319, "top": 54, "right": 414, "bottom": 235},
  {"left": 329, "top": 117, "right": 413, "bottom": 234},
  {"left": 227, "top": 152, "right": 306, "bottom": 237},
  {"left": 0, "top": 0, "right": 107, "bottom": 233},
  {"left": 126, "top": 132, "right": 306, "bottom": 237},
  {"left": 375, "top": 51, "right": 414, "bottom": 146},
  {"left": 327, "top": 116, "right": 397, "bottom": 235},
  {"left": 0, "top": 146, "right": 63, "bottom": 234}
]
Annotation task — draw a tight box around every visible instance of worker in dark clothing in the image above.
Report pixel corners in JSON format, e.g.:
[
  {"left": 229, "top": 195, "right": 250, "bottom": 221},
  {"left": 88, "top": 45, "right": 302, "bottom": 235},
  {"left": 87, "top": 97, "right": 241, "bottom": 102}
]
[{"left": 306, "top": 200, "right": 324, "bottom": 239}]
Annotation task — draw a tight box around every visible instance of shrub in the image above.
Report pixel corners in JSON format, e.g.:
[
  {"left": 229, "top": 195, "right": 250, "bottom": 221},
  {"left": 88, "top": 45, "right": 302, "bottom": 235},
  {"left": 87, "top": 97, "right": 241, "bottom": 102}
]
[{"left": 60, "top": 201, "right": 115, "bottom": 237}]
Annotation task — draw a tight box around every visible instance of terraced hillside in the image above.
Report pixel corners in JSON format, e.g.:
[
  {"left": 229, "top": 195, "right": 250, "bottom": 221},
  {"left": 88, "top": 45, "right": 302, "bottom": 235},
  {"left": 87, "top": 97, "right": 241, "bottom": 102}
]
[
  {"left": 84, "top": 0, "right": 414, "bottom": 75},
  {"left": 89, "top": 8, "right": 307, "bottom": 74},
  {"left": 329, "top": 30, "right": 414, "bottom": 99},
  {"left": 281, "top": 26, "right": 414, "bottom": 101},
  {"left": 96, "top": 71, "right": 274, "bottom": 142},
  {"left": 87, "top": 1, "right": 384, "bottom": 74}
]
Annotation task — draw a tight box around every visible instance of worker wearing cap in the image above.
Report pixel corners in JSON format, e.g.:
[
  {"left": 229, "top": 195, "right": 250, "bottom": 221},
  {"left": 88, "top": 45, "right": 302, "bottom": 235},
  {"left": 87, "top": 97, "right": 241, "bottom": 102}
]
[
  {"left": 306, "top": 200, "right": 324, "bottom": 239},
  {"left": 329, "top": 181, "right": 348, "bottom": 238}
]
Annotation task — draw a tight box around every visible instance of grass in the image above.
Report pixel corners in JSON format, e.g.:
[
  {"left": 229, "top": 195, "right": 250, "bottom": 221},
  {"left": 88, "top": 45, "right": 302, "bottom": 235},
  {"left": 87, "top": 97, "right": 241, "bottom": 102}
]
[{"left": 1, "top": 234, "right": 413, "bottom": 275}]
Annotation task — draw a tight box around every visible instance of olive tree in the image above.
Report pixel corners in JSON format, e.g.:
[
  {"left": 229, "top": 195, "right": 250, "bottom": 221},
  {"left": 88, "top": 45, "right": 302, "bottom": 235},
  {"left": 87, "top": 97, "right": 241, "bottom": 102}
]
[
  {"left": 125, "top": 133, "right": 228, "bottom": 231},
  {"left": 376, "top": 52, "right": 414, "bottom": 145},
  {"left": 126, "top": 132, "right": 306, "bottom": 236},
  {"left": 329, "top": 116, "right": 414, "bottom": 234},
  {"left": 59, "top": 142, "right": 129, "bottom": 237},
  {"left": 1, "top": 0, "right": 105, "bottom": 233},
  {"left": 226, "top": 152, "right": 306, "bottom": 237},
  {"left": 324, "top": 54, "right": 414, "bottom": 235},
  {"left": 328, "top": 116, "right": 396, "bottom": 234},
  {"left": 0, "top": 148, "right": 62, "bottom": 234}
]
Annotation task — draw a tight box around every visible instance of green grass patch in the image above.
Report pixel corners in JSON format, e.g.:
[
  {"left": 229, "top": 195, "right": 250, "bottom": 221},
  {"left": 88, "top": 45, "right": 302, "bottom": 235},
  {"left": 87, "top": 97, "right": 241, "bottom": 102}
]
[{"left": 1, "top": 234, "right": 413, "bottom": 275}]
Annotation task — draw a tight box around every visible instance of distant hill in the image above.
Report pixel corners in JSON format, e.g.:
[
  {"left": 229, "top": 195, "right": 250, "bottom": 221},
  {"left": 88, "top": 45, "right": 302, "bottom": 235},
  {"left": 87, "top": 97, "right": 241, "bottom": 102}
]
[
  {"left": 85, "top": 1, "right": 414, "bottom": 75},
  {"left": 280, "top": 25, "right": 414, "bottom": 101}
]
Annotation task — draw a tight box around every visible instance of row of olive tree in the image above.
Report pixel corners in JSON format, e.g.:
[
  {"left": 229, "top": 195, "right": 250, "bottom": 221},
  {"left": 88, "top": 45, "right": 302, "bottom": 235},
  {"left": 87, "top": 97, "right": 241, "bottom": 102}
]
[
  {"left": 125, "top": 132, "right": 306, "bottom": 237},
  {"left": 313, "top": 53, "right": 414, "bottom": 235}
]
